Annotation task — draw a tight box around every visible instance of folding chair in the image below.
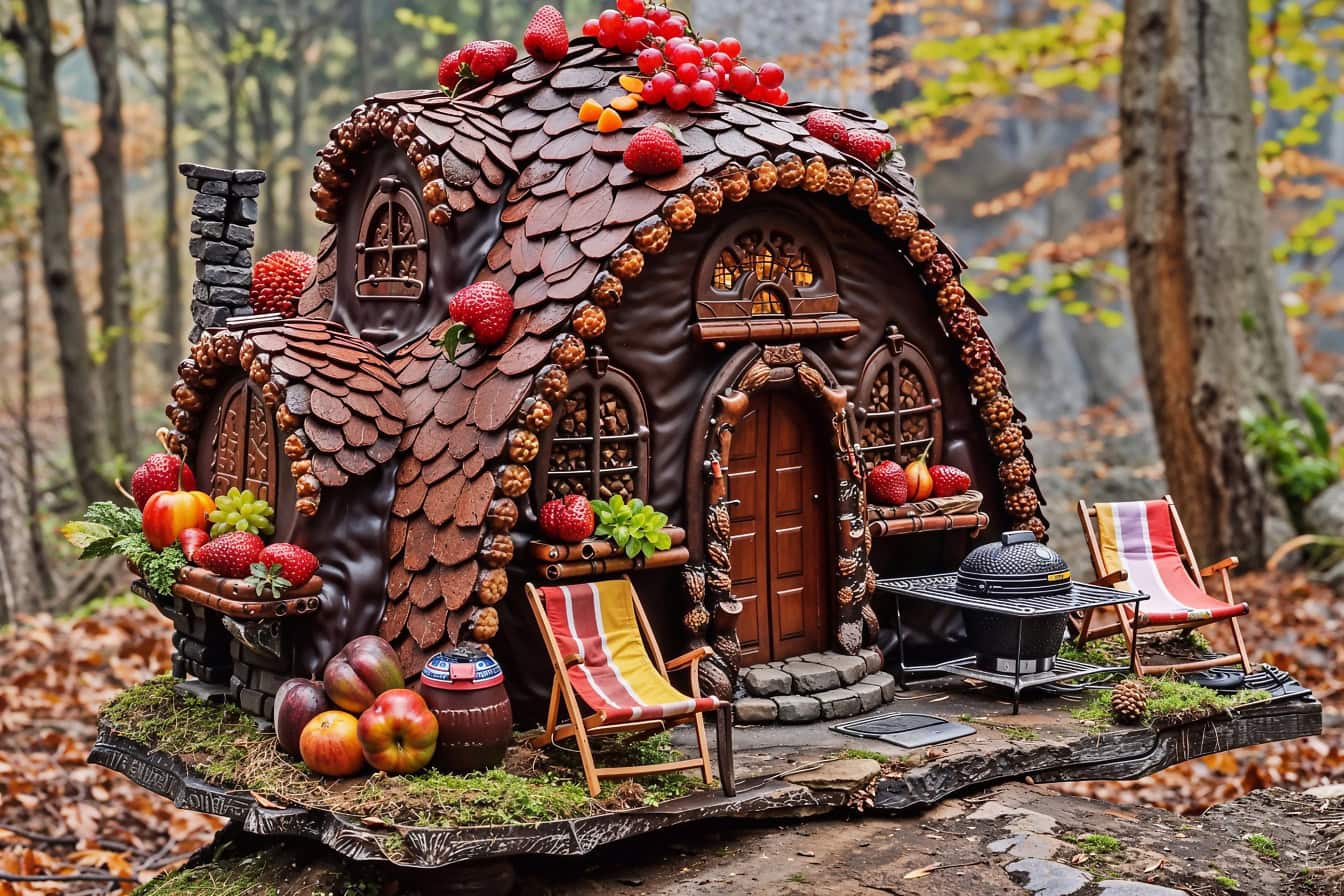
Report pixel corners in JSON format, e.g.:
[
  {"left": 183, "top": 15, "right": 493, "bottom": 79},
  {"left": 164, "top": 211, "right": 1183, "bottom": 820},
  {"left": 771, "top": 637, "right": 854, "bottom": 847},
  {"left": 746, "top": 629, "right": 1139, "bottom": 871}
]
[
  {"left": 1075, "top": 496, "right": 1254, "bottom": 676},
  {"left": 525, "top": 577, "right": 735, "bottom": 797}
]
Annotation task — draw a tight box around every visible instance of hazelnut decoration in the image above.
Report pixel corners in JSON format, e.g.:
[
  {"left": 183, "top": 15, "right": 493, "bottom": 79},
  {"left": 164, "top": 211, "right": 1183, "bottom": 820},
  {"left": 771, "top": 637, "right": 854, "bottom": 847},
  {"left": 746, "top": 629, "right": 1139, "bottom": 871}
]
[
  {"left": 825, "top": 164, "right": 855, "bottom": 196},
  {"left": 980, "top": 395, "right": 1015, "bottom": 429},
  {"left": 519, "top": 395, "right": 555, "bottom": 432},
  {"left": 992, "top": 424, "right": 1026, "bottom": 459},
  {"left": 718, "top": 163, "right": 751, "bottom": 202},
  {"left": 662, "top": 194, "right": 697, "bottom": 231},
  {"left": 936, "top": 282, "right": 967, "bottom": 314},
  {"left": 478, "top": 568, "right": 508, "bottom": 605},
  {"left": 848, "top": 175, "right": 878, "bottom": 208},
  {"left": 802, "top": 157, "right": 828, "bottom": 192},
  {"left": 908, "top": 230, "right": 938, "bottom": 263},
  {"left": 572, "top": 302, "right": 608, "bottom": 339},
  {"left": 690, "top": 176, "right": 724, "bottom": 215},
  {"left": 868, "top": 195, "right": 900, "bottom": 227},
  {"left": 1017, "top": 516, "right": 1048, "bottom": 540},
  {"left": 550, "top": 333, "right": 587, "bottom": 370},
  {"left": 499, "top": 464, "right": 532, "bottom": 498},
  {"left": 1005, "top": 488, "right": 1041, "bottom": 519},
  {"left": 970, "top": 366, "right": 1005, "bottom": 400},
  {"left": 775, "top": 152, "right": 805, "bottom": 189},
  {"left": 961, "top": 336, "right": 994, "bottom": 370},
  {"left": 609, "top": 245, "right": 645, "bottom": 280},
  {"left": 632, "top": 216, "right": 672, "bottom": 254},
  {"left": 485, "top": 498, "right": 519, "bottom": 532},
  {"left": 748, "top": 157, "right": 778, "bottom": 192},
  {"left": 889, "top": 209, "right": 920, "bottom": 240},
  {"left": 947, "top": 306, "right": 983, "bottom": 343},
  {"left": 923, "top": 253, "right": 956, "bottom": 285},
  {"left": 590, "top": 271, "right": 624, "bottom": 307},
  {"left": 535, "top": 365, "right": 569, "bottom": 402}
]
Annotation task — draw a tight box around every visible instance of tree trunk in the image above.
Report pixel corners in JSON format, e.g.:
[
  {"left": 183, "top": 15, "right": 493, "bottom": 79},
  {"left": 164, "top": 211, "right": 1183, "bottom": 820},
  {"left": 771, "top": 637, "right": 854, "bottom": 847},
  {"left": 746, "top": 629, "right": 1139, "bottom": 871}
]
[
  {"left": 477, "top": 0, "right": 491, "bottom": 41},
  {"left": 352, "top": 0, "right": 369, "bottom": 98},
  {"left": 16, "top": 237, "right": 55, "bottom": 605},
  {"left": 250, "top": 74, "right": 279, "bottom": 254},
  {"left": 158, "top": 0, "right": 183, "bottom": 377},
  {"left": 1119, "top": 0, "right": 1296, "bottom": 566},
  {"left": 287, "top": 0, "right": 310, "bottom": 250},
  {"left": 224, "top": 63, "right": 241, "bottom": 169},
  {"left": 82, "top": 0, "right": 135, "bottom": 457},
  {"left": 8, "top": 0, "right": 116, "bottom": 506}
]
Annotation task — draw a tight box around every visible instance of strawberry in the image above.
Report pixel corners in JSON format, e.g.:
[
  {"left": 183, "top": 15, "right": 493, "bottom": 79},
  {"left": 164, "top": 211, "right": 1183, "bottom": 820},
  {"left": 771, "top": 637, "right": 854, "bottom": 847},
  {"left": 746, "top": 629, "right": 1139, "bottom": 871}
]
[
  {"left": 524, "top": 5, "right": 570, "bottom": 62},
  {"left": 929, "top": 464, "right": 971, "bottom": 498},
  {"left": 622, "top": 124, "right": 684, "bottom": 176},
  {"left": 866, "top": 460, "right": 908, "bottom": 505},
  {"left": 539, "top": 495, "right": 596, "bottom": 543},
  {"left": 438, "top": 49, "right": 463, "bottom": 90},
  {"left": 178, "top": 527, "right": 209, "bottom": 562},
  {"left": 247, "top": 543, "right": 319, "bottom": 598},
  {"left": 458, "top": 40, "right": 490, "bottom": 65},
  {"left": 469, "top": 41, "right": 515, "bottom": 80},
  {"left": 804, "top": 110, "right": 847, "bottom": 147},
  {"left": 437, "top": 281, "right": 515, "bottom": 361},
  {"left": 249, "top": 250, "right": 315, "bottom": 318},
  {"left": 845, "top": 130, "right": 896, "bottom": 168},
  {"left": 195, "top": 531, "right": 265, "bottom": 579},
  {"left": 131, "top": 453, "right": 196, "bottom": 509}
]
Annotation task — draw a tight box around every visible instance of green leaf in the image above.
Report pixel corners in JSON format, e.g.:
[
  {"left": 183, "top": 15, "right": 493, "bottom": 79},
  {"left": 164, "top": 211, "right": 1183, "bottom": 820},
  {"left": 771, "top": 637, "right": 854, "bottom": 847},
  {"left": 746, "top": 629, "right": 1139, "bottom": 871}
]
[
  {"left": 610, "top": 494, "right": 625, "bottom": 513},
  {"left": 641, "top": 542, "right": 656, "bottom": 559},
  {"left": 625, "top": 539, "right": 641, "bottom": 559},
  {"left": 60, "top": 520, "right": 115, "bottom": 556},
  {"left": 650, "top": 512, "right": 669, "bottom": 529}
]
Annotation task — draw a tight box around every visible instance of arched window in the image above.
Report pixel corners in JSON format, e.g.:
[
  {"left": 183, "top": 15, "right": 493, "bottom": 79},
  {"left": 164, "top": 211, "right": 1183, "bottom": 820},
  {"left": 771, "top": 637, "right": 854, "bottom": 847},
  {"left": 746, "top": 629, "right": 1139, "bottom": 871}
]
[
  {"left": 197, "top": 375, "right": 280, "bottom": 504},
  {"left": 857, "top": 335, "right": 943, "bottom": 466},
  {"left": 354, "top": 175, "right": 428, "bottom": 302},
  {"left": 693, "top": 212, "right": 856, "bottom": 342},
  {"left": 535, "top": 366, "right": 650, "bottom": 507}
]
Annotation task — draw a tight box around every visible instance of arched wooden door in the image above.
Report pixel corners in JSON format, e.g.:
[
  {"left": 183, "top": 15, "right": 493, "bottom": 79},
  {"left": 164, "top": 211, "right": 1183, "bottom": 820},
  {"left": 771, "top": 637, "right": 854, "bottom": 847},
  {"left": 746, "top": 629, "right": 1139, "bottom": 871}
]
[{"left": 728, "top": 390, "right": 831, "bottom": 664}]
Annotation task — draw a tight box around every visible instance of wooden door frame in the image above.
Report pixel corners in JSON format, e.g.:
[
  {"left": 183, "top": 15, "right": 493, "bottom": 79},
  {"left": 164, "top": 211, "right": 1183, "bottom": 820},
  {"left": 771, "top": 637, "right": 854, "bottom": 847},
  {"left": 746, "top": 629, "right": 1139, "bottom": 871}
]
[{"left": 681, "top": 343, "right": 874, "bottom": 695}]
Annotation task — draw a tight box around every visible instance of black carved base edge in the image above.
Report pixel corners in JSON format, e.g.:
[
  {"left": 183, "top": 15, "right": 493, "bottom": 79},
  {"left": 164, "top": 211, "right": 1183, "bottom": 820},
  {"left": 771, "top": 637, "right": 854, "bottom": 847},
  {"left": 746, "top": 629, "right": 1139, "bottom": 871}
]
[
  {"left": 88, "top": 728, "right": 837, "bottom": 869},
  {"left": 874, "top": 690, "right": 1323, "bottom": 811}
]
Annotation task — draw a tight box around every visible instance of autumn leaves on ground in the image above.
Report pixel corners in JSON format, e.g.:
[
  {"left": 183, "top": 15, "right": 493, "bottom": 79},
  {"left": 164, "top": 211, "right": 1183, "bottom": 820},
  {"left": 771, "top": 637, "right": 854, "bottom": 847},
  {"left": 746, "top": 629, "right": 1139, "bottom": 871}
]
[{"left": 0, "top": 572, "right": 1339, "bottom": 894}]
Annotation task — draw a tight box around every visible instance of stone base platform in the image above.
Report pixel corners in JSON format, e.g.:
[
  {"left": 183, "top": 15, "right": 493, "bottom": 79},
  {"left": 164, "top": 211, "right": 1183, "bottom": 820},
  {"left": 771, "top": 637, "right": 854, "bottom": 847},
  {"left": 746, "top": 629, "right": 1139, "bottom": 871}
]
[{"left": 734, "top": 648, "right": 896, "bottom": 724}]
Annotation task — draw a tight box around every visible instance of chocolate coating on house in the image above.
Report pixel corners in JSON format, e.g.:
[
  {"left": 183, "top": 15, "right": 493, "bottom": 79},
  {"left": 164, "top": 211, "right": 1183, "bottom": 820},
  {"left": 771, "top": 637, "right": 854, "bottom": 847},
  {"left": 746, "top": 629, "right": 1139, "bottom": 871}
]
[{"left": 161, "top": 36, "right": 1046, "bottom": 718}]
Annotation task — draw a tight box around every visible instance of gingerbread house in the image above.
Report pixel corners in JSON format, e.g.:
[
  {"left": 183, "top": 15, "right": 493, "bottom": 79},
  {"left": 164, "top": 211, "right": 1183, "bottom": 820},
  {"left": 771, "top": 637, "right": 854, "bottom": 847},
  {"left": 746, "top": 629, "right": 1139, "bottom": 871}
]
[{"left": 161, "top": 38, "right": 1046, "bottom": 721}]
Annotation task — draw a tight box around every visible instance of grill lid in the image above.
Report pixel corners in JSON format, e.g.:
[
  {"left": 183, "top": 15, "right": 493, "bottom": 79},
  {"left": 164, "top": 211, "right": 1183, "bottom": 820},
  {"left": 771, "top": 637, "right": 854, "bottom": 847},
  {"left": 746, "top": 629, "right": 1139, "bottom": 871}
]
[{"left": 957, "top": 531, "right": 1071, "bottom": 598}]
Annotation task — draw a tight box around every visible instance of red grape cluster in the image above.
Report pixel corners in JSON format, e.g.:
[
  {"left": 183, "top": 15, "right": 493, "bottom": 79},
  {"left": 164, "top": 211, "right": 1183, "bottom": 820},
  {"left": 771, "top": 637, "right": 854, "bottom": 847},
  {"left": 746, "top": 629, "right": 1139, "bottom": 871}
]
[{"left": 581, "top": 0, "right": 789, "bottom": 108}]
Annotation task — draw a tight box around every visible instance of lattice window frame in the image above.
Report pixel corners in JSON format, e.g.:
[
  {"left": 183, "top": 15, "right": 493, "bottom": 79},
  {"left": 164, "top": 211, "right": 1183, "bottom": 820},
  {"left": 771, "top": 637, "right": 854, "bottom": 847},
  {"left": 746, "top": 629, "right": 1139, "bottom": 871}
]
[
  {"left": 857, "top": 335, "right": 944, "bottom": 466},
  {"left": 354, "top": 175, "right": 429, "bottom": 302},
  {"left": 695, "top": 212, "right": 839, "bottom": 322},
  {"left": 534, "top": 366, "right": 651, "bottom": 508}
]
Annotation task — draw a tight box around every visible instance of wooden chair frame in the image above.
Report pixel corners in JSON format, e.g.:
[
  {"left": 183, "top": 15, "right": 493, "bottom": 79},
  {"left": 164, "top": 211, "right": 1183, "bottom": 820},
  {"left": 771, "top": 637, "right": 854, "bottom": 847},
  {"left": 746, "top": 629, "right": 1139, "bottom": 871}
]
[
  {"left": 525, "top": 578, "right": 735, "bottom": 798},
  {"left": 1075, "top": 496, "right": 1253, "bottom": 676}
]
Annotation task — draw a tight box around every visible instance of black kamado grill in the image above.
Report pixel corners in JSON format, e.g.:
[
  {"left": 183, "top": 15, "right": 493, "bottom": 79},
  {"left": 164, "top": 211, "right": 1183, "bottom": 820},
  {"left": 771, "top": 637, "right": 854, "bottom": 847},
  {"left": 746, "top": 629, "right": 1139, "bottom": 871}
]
[
  {"left": 876, "top": 533, "right": 1149, "bottom": 713},
  {"left": 958, "top": 531, "right": 1072, "bottom": 674}
]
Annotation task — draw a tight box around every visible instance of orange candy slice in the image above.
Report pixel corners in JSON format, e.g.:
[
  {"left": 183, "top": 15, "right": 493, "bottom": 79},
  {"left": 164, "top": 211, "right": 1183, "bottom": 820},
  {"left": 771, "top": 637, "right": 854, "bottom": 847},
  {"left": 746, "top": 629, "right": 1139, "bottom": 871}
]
[
  {"left": 596, "top": 107, "right": 624, "bottom": 133},
  {"left": 578, "top": 99, "right": 604, "bottom": 123},
  {"left": 610, "top": 94, "right": 640, "bottom": 112},
  {"left": 618, "top": 75, "right": 645, "bottom": 94}
]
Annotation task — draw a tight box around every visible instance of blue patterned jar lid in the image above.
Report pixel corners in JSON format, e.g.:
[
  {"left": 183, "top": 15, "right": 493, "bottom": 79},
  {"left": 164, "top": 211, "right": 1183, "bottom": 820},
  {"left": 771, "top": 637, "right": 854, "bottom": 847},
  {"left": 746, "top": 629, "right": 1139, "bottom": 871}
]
[{"left": 421, "top": 646, "right": 504, "bottom": 691}]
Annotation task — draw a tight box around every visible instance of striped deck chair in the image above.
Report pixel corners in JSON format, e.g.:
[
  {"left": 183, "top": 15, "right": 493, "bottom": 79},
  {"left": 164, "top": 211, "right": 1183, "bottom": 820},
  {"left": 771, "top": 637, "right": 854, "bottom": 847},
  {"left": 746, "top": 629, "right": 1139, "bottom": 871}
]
[
  {"left": 525, "top": 577, "right": 734, "bottom": 797},
  {"left": 1076, "top": 496, "right": 1253, "bottom": 676}
]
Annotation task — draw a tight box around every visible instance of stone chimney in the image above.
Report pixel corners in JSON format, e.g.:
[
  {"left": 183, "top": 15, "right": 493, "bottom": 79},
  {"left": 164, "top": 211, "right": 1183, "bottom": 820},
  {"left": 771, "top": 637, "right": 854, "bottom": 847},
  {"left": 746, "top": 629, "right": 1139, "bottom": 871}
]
[{"left": 180, "top": 163, "right": 266, "bottom": 338}]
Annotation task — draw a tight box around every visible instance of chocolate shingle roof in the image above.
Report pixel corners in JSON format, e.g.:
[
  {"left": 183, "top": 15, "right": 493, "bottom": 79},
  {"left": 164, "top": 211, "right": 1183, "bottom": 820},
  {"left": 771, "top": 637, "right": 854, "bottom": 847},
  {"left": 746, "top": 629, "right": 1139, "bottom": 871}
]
[{"left": 304, "top": 37, "right": 1043, "bottom": 671}]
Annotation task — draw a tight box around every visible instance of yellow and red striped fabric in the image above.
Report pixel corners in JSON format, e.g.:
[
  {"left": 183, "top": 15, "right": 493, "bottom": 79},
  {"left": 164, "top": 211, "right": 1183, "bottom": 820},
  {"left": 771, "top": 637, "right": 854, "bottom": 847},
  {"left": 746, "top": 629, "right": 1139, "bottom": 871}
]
[
  {"left": 1094, "top": 500, "right": 1248, "bottom": 626},
  {"left": 540, "top": 580, "right": 720, "bottom": 725}
]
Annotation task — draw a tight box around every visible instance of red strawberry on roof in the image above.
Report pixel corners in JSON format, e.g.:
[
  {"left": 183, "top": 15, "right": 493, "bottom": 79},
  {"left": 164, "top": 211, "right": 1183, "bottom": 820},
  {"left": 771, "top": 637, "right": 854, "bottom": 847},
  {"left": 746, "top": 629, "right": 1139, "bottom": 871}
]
[
  {"left": 846, "top": 130, "right": 896, "bottom": 168},
  {"left": 437, "top": 281, "right": 515, "bottom": 361},
  {"left": 438, "top": 49, "right": 463, "bottom": 90},
  {"left": 250, "top": 250, "right": 315, "bottom": 318},
  {"left": 623, "top": 123, "right": 684, "bottom": 176},
  {"left": 805, "top": 110, "right": 848, "bottom": 148},
  {"left": 524, "top": 5, "right": 569, "bottom": 62},
  {"left": 468, "top": 41, "right": 516, "bottom": 80}
]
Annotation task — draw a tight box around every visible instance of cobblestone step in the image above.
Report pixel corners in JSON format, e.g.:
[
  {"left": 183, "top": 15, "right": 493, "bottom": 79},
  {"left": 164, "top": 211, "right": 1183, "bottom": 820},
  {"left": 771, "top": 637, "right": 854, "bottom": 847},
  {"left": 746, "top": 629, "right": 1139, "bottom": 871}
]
[{"left": 734, "top": 670, "right": 898, "bottom": 725}]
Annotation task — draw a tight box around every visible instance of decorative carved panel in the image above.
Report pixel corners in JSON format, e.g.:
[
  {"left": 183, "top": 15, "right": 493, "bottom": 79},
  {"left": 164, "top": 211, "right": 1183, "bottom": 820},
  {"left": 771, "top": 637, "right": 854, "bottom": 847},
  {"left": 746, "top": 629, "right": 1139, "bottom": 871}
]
[{"left": 204, "top": 379, "right": 278, "bottom": 503}]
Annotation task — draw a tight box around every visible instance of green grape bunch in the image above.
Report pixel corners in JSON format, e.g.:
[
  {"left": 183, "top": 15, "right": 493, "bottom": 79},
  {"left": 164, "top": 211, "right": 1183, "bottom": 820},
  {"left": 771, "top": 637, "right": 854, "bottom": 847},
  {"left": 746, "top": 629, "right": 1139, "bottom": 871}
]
[{"left": 208, "top": 487, "right": 276, "bottom": 538}]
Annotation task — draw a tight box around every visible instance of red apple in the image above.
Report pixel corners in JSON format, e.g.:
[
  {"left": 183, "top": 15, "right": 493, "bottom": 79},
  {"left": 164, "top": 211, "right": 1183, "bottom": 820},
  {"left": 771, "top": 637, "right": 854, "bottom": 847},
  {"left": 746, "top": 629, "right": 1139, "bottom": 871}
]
[
  {"left": 142, "top": 489, "right": 208, "bottom": 550},
  {"left": 357, "top": 689, "right": 439, "bottom": 774},
  {"left": 274, "top": 678, "right": 333, "bottom": 756},
  {"left": 322, "top": 635, "right": 404, "bottom": 713},
  {"left": 299, "top": 710, "right": 364, "bottom": 777}
]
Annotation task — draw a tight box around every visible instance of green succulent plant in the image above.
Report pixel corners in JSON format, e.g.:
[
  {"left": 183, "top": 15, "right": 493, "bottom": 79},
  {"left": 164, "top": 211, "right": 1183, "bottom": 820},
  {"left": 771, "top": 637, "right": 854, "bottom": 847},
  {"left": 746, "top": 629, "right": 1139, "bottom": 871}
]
[{"left": 590, "top": 495, "right": 672, "bottom": 560}]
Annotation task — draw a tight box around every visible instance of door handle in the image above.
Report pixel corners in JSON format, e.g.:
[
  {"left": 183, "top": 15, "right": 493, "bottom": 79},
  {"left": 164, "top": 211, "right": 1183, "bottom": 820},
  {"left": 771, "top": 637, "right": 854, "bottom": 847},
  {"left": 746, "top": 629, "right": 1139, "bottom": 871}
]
[{"left": 812, "top": 493, "right": 821, "bottom": 501}]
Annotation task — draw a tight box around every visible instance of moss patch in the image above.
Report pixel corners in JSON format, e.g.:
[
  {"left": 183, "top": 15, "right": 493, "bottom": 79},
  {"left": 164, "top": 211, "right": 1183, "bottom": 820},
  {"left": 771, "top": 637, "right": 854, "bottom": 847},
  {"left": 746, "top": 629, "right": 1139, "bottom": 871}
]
[
  {"left": 1245, "top": 833, "right": 1279, "bottom": 859},
  {"left": 1071, "top": 676, "right": 1271, "bottom": 727},
  {"left": 837, "top": 748, "right": 888, "bottom": 762},
  {"left": 103, "top": 678, "right": 697, "bottom": 829},
  {"left": 134, "top": 844, "right": 377, "bottom": 896}
]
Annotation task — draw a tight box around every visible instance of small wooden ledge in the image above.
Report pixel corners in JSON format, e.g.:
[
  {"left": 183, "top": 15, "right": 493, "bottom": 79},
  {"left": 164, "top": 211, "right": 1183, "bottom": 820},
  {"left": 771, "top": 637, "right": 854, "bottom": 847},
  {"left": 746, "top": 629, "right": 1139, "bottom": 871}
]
[
  {"left": 868, "top": 511, "right": 989, "bottom": 538},
  {"left": 692, "top": 315, "right": 860, "bottom": 344},
  {"left": 532, "top": 528, "right": 689, "bottom": 581},
  {"left": 170, "top": 566, "right": 324, "bottom": 619}
]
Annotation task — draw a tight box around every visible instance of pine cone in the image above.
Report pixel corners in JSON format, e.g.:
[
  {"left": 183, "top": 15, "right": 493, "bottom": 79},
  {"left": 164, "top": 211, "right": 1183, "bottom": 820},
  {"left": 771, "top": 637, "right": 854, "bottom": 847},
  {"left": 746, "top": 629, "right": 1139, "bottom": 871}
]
[
  {"left": 749, "top": 157, "right": 778, "bottom": 192},
  {"left": 923, "top": 253, "right": 956, "bottom": 286},
  {"left": 908, "top": 230, "right": 938, "bottom": 263},
  {"left": 998, "top": 455, "right": 1034, "bottom": 490},
  {"left": 961, "top": 336, "right": 994, "bottom": 370},
  {"left": 825, "top": 164, "right": 855, "bottom": 196},
  {"left": 946, "top": 307, "right": 983, "bottom": 343},
  {"left": 970, "top": 366, "right": 1004, "bottom": 400},
  {"left": 991, "top": 424, "right": 1026, "bottom": 459},
  {"left": 1110, "top": 678, "right": 1149, "bottom": 725},
  {"left": 775, "top": 153, "right": 805, "bottom": 189},
  {"left": 1004, "top": 487, "right": 1040, "bottom": 520},
  {"left": 690, "top": 176, "right": 724, "bottom": 215},
  {"left": 1015, "top": 516, "right": 1048, "bottom": 541},
  {"left": 936, "top": 282, "right": 966, "bottom": 314},
  {"left": 980, "top": 394, "right": 1015, "bottom": 429}
]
